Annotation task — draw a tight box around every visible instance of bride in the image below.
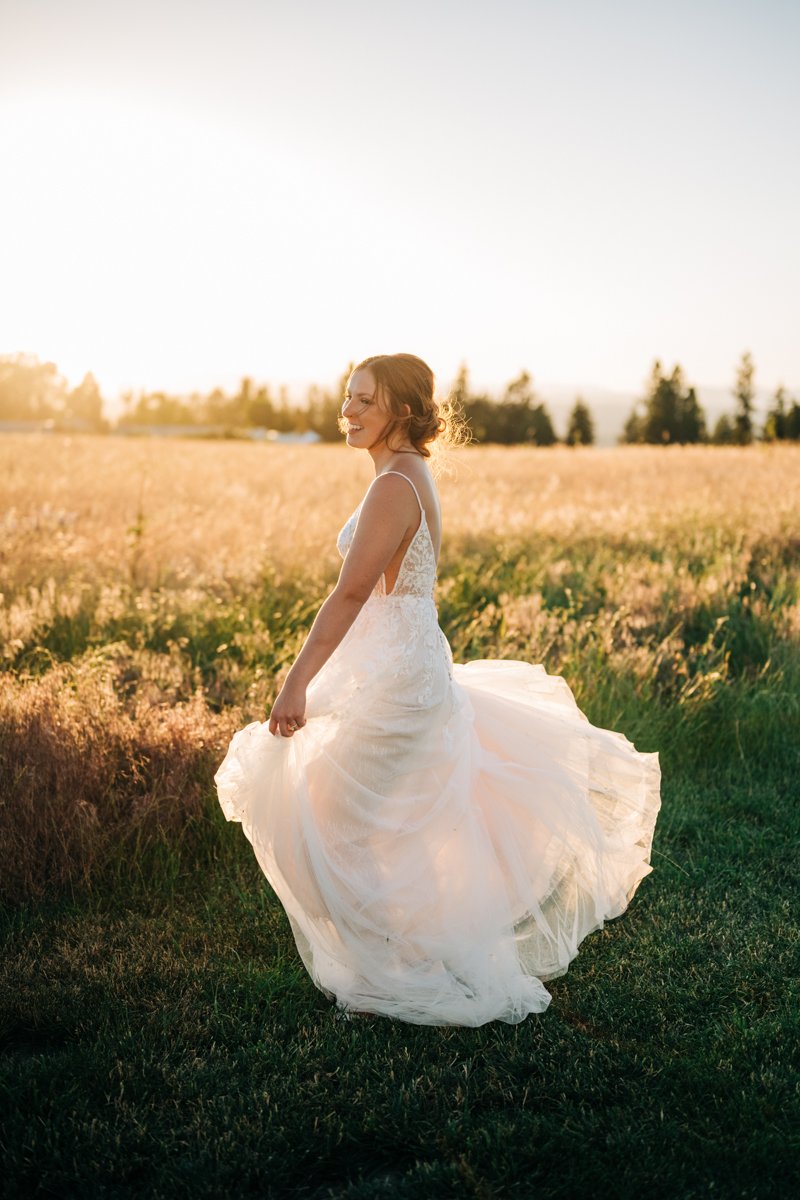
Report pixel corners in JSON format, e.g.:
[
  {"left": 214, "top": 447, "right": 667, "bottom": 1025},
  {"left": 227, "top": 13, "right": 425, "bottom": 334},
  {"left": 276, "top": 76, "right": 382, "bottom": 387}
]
[{"left": 214, "top": 352, "right": 661, "bottom": 1026}]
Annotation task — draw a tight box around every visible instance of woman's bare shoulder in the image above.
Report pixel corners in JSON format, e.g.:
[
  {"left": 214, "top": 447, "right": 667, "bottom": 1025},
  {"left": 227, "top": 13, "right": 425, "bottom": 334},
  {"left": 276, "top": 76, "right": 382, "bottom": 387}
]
[
  {"left": 381, "top": 456, "right": 440, "bottom": 504},
  {"left": 373, "top": 458, "right": 442, "bottom": 552},
  {"left": 359, "top": 470, "right": 421, "bottom": 524}
]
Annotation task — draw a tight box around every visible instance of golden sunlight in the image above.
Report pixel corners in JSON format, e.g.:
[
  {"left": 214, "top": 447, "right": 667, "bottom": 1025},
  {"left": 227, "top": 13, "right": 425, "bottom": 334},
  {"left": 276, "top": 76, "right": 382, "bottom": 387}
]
[{"left": 1, "top": 92, "right": 417, "bottom": 394}]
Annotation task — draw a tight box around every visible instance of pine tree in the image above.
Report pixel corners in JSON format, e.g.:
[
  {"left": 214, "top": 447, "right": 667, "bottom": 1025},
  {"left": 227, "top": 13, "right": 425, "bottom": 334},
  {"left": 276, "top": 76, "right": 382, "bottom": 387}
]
[
  {"left": 460, "top": 393, "right": 494, "bottom": 443},
  {"left": 622, "top": 360, "right": 706, "bottom": 444},
  {"left": 733, "top": 351, "right": 755, "bottom": 445},
  {"left": 565, "top": 397, "right": 595, "bottom": 445},
  {"left": 678, "top": 387, "right": 707, "bottom": 443},
  {"left": 644, "top": 364, "right": 682, "bottom": 442},
  {"left": 712, "top": 413, "right": 736, "bottom": 445},
  {"left": 762, "top": 386, "right": 788, "bottom": 441},
  {"left": 489, "top": 371, "right": 556, "bottom": 444},
  {"left": 529, "top": 403, "right": 557, "bottom": 446},
  {"left": 621, "top": 404, "right": 644, "bottom": 444},
  {"left": 785, "top": 398, "right": 800, "bottom": 441}
]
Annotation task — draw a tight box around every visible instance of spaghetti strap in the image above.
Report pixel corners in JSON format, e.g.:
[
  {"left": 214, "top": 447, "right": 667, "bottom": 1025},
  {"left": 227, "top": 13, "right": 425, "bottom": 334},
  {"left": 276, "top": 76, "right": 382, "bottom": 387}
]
[{"left": 376, "top": 470, "right": 424, "bottom": 515}]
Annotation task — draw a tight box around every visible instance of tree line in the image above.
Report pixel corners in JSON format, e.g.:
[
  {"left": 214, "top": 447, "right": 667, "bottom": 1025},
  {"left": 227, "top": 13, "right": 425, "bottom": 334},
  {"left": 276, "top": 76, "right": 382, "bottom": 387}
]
[
  {"left": 1, "top": 351, "right": 798, "bottom": 445},
  {"left": 0, "top": 355, "right": 106, "bottom": 427},
  {"left": 622, "top": 352, "right": 800, "bottom": 445}
]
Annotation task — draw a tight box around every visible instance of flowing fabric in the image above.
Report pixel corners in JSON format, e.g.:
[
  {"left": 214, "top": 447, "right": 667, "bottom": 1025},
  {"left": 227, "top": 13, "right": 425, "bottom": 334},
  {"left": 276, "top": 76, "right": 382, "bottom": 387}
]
[{"left": 215, "top": 472, "right": 661, "bottom": 1025}]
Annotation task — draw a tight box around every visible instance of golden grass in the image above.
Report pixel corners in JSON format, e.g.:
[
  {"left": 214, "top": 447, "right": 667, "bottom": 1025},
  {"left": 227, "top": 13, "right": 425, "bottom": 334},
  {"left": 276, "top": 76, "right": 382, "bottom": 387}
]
[
  {"left": 3, "top": 435, "right": 799, "bottom": 596},
  {"left": 2, "top": 434, "right": 799, "bottom": 902}
]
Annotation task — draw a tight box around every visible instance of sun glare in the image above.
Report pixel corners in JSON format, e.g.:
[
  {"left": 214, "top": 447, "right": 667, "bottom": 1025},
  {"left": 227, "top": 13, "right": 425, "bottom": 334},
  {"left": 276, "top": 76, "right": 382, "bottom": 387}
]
[{"left": 1, "top": 92, "right": 422, "bottom": 397}]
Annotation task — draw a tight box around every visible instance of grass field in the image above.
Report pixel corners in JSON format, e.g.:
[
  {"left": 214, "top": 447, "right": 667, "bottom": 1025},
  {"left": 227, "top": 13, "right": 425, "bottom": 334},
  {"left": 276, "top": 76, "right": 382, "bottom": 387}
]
[{"left": 2, "top": 435, "right": 799, "bottom": 1198}]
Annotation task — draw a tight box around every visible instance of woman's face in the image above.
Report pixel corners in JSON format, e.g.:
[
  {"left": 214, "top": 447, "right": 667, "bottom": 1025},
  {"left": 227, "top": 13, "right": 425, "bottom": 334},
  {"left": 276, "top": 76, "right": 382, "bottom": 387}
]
[{"left": 341, "top": 368, "right": 391, "bottom": 448}]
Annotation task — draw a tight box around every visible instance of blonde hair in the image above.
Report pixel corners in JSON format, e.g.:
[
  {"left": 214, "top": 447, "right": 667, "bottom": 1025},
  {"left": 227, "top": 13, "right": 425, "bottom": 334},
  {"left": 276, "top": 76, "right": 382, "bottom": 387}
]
[{"left": 342, "top": 353, "right": 469, "bottom": 467}]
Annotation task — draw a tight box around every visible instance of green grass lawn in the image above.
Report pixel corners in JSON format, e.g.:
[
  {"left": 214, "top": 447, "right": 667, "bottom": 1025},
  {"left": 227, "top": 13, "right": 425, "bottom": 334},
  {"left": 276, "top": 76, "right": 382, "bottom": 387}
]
[{"left": 3, "top": 754, "right": 799, "bottom": 1198}]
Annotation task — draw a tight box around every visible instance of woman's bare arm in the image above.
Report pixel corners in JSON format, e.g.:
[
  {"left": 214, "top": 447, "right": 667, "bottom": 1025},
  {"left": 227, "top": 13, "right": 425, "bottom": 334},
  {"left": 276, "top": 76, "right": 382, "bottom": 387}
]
[{"left": 268, "top": 474, "right": 419, "bottom": 736}]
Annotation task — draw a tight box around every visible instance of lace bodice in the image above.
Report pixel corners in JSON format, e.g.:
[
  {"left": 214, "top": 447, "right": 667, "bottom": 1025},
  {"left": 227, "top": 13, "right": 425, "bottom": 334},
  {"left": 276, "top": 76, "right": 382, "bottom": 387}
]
[{"left": 336, "top": 472, "right": 438, "bottom": 600}]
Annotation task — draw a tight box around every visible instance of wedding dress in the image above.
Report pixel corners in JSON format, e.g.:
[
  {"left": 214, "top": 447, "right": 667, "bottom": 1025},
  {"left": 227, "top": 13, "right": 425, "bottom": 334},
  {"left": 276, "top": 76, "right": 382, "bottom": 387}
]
[{"left": 214, "top": 472, "right": 661, "bottom": 1025}]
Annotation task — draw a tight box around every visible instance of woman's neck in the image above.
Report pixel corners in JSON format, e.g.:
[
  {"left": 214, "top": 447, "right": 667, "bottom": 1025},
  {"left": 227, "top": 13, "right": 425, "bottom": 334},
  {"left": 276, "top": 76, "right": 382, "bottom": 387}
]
[{"left": 368, "top": 442, "right": 423, "bottom": 474}]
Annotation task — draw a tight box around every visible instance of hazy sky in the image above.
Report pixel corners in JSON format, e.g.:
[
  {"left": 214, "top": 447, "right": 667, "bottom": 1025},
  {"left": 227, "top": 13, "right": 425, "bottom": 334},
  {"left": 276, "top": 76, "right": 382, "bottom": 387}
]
[{"left": 1, "top": 0, "right": 798, "bottom": 403}]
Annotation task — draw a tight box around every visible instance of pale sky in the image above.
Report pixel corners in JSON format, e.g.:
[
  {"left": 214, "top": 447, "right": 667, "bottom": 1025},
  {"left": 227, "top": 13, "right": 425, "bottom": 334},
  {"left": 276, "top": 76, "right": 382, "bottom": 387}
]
[{"left": 1, "top": 0, "right": 798, "bottom": 406}]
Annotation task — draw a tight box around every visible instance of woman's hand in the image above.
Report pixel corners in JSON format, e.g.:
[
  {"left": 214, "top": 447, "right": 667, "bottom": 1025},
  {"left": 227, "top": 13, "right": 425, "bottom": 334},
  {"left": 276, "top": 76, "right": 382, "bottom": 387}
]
[{"left": 268, "top": 678, "right": 307, "bottom": 738}]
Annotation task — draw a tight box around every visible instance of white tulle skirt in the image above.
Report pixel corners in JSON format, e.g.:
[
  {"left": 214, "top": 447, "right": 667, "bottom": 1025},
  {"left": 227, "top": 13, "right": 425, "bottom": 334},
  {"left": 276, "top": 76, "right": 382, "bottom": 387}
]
[{"left": 215, "top": 596, "right": 661, "bottom": 1027}]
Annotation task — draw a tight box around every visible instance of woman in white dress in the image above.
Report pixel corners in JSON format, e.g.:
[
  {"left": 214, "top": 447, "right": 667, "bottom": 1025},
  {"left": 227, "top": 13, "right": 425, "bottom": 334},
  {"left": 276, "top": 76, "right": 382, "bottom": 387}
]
[{"left": 214, "top": 353, "right": 661, "bottom": 1026}]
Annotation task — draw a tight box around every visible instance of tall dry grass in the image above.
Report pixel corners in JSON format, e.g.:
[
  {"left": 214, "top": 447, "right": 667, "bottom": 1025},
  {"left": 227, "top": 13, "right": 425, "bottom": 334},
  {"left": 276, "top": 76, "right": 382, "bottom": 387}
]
[
  {"left": 2, "top": 434, "right": 799, "bottom": 903},
  {"left": 3, "top": 436, "right": 799, "bottom": 595},
  {"left": 0, "top": 659, "right": 229, "bottom": 901}
]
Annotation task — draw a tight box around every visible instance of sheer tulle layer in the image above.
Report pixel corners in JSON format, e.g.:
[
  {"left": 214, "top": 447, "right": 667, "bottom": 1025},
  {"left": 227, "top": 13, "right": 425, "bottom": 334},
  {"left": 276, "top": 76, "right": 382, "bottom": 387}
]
[{"left": 215, "top": 629, "right": 661, "bottom": 1026}]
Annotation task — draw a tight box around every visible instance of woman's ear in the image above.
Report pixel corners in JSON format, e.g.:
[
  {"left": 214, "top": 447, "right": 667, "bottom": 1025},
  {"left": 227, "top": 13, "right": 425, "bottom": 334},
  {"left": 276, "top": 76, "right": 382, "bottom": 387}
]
[{"left": 403, "top": 403, "right": 412, "bottom": 416}]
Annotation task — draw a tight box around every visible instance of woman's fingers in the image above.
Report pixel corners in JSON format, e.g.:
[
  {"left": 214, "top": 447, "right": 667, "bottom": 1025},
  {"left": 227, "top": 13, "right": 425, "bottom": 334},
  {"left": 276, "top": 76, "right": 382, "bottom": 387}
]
[
  {"left": 268, "top": 711, "right": 306, "bottom": 737},
  {"left": 267, "top": 683, "right": 307, "bottom": 737}
]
